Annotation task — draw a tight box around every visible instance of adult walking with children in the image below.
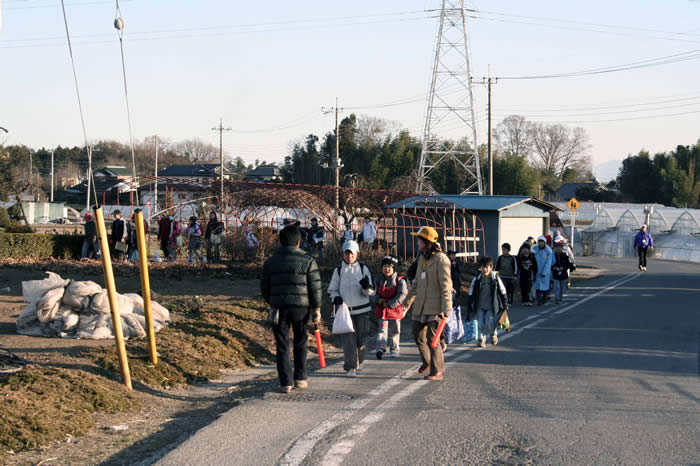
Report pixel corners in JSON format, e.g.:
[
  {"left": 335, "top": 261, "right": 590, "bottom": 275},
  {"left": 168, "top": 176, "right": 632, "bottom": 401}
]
[
  {"left": 409, "top": 226, "right": 452, "bottom": 381},
  {"left": 261, "top": 225, "right": 322, "bottom": 393}
]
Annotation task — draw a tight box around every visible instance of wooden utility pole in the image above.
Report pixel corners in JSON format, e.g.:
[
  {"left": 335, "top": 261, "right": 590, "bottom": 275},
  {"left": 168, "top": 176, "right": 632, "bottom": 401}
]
[
  {"left": 154, "top": 136, "right": 159, "bottom": 215},
  {"left": 475, "top": 69, "right": 497, "bottom": 195},
  {"left": 322, "top": 98, "right": 343, "bottom": 210},
  {"left": 50, "top": 149, "right": 55, "bottom": 203},
  {"left": 212, "top": 119, "right": 231, "bottom": 206}
]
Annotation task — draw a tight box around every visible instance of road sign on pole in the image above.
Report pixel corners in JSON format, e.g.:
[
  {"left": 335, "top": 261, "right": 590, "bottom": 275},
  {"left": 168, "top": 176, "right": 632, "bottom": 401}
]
[{"left": 567, "top": 197, "right": 580, "bottom": 212}]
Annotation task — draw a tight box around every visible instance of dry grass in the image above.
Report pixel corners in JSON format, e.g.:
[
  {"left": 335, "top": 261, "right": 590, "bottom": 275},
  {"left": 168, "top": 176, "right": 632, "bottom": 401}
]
[{"left": 0, "top": 366, "right": 139, "bottom": 457}]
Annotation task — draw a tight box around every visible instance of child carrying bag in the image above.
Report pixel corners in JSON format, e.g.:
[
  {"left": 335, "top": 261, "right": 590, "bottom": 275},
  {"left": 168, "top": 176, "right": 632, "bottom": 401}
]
[{"left": 332, "top": 303, "right": 355, "bottom": 335}]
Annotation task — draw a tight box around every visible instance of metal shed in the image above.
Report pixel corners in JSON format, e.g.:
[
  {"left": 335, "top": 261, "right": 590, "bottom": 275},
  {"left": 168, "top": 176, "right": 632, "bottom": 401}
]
[{"left": 387, "top": 195, "right": 559, "bottom": 260}]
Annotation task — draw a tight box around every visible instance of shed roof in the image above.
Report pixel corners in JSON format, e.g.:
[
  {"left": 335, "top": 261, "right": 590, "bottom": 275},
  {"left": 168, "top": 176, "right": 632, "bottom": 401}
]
[
  {"left": 245, "top": 165, "right": 278, "bottom": 177},
  {"left": 158, "top": 164, "right": 227, "bottom": 177},
  {"left": 387, "top": 195, "right": 560, "bottom": 212}
]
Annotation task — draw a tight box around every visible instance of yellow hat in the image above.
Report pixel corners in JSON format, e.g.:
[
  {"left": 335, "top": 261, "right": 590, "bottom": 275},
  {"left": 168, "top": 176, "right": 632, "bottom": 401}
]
[{"left": 411, "top": 225, "right": 439, "bottom": 243}]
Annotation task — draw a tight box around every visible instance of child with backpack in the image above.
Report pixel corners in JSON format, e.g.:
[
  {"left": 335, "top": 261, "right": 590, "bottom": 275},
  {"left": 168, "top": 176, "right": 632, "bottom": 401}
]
[
  {"left": 496, "top": 243, "right": 517, "bottom": 305},
  {"left": 516, "top": 244, "right": 537, "bottom": 306},
  {"left": 183, "top": 216, "right": 204, "bottom": 263},
  {"left": 373, "top": 256, "right": 408, "bottom": 359},
  {"left": 466, "top": 256, "right": 508, "bottom": 348},
  {"left": 327, "top": 240, "right": 375, "bottom": 377},
  {"left": 551, "top": 240, "right": 575, "bottom": 304}
]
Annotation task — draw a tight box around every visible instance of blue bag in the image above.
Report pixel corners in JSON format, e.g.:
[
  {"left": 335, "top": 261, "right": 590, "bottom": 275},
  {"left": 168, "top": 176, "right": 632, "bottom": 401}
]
[
  {"left": 445, "top": 304, "right": 464, "bottom": 344},
  {"left": 464, "top": 319, "right": 479, "bottom": 342}
]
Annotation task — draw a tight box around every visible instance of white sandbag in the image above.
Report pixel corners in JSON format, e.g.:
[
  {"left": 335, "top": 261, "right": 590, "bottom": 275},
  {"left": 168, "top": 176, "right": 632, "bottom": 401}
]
[
  {"left": 77, "top": 313, "right": 111, "bottom": 336},
  {"left": 16, "top": 303, "right": 38, "bottom": 328},
  {"left": 79, "top": 326, "right": 113, "bottom": 340},
  {"left": 118, "top": 313, "right": 147, "bottom": 339},
  {"left": 17, "top": 322, "right": 45, "bottom": 337},
  {"left": 22, "top": 272, "right": 70, "bottom": 305},
  {"left": 62, "top": 308, "right": 80, "bottom": 331},
  {"left": 62, "top": 280, "right": 102, "bottom": 309},
  {"left": 126, "top": 293, "right": 170, "bottom": 324},
  {"left": 37, "top": 287, "right": 65, "bottom": 323},
  {"left": 40, "top": 322, "right": 59, "bottom": 337},
  {"left": 89, "top": 290, "right": 134, "bottom": 315},
  {"left": 50, "top": 306, "right": 79, "bottom": 334}
]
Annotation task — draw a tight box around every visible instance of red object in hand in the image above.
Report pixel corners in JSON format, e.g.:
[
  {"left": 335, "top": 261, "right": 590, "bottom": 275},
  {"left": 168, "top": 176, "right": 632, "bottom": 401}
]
[
  {"left": 314, "top": 327, "right": 326, "bottom": 368},
  {"left": 430, "top": 317, "right": 448, "bottom": 349}
]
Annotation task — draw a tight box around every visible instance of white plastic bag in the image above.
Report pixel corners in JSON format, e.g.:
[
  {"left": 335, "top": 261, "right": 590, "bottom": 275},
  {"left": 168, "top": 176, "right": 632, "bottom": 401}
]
[{"left": 332, "top": 303, "right": 355, "bottom": 335}]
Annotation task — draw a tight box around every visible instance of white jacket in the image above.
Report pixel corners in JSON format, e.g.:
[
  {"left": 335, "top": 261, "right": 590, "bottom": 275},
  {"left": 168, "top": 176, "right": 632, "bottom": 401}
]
[
  {"left": 361, "top": 222, "right": 377, "bottom": 242},
  {"left": 327, "top": 261, "right": 375, "bottom": 315}
]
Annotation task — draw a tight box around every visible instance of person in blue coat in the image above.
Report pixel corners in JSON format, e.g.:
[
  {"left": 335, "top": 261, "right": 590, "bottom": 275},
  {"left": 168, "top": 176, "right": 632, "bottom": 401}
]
[
  {"left": 533, "top": 235, "right": 553, "bottom": 305},
  {"left": 633, "top": 224, "right": 654, "bottom": 271}
]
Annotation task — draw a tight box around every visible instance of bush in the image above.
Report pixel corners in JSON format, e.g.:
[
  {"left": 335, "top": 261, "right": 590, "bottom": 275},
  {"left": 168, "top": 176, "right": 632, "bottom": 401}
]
[
  {"left": 0, "top": 233, "right": 83, "bottom": 259},
  {"left": 0, "top": 208, "right": 9, "bottom": 228},
  {"left": 5, "top": 223, "right": 33, "bottom": 233}
]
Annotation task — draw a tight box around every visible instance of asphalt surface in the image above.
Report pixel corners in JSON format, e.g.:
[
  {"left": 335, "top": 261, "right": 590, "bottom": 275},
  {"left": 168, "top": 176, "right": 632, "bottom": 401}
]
[{"left": 157, "top": 257, "right": 699, "bottom": 465}]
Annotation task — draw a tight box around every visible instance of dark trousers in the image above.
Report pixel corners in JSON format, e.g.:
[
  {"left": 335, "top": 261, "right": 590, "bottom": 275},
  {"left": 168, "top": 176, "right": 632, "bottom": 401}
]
[
  {"left": 342, "top": 312, "right": 370, "bottom": 371},
  {"left": 412, "top": 319, "right": 445, "bottom": 375},
  {"left": 502, "top": 277, "right": 515, "bottom": 303},
  {"left": 638, "top": 247, "right": 648, "bottom": 268},
  {"left": 160, "top": 238, "right": 170, "bottom": 258},
  {"left": 273, "top": 308, "right": 309, "bottom": 387},
  {"left": 536, "top": 290, "right": 547, "bottom": 305},
  {"left": 520, "top": 273, "right": 532, "bottom": 303}
]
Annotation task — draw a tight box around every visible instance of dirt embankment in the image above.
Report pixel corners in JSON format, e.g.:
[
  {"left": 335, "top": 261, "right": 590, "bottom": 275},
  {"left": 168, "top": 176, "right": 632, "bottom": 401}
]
[{"left": 0, "top": 259, "right": 296, "bottom": 465}]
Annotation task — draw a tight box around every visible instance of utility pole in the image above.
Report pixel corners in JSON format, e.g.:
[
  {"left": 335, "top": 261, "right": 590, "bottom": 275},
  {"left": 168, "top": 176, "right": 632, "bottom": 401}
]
[
  {"left": 322, "top": 97, "right": 343, "bottom": 211},
  {"left": 154, "top": 136, "right": 159, "bottom": 216},
  {"left": 475, "top": 68, "right": 497, "bottom": 196},
  {"left": 86, "top": 145, "right": 93, "bottom": 213},
  {"left": 212, "top": 119, "right": 231, "bottom": 206},
  {"left": 50, "top": 149, "right": 55, "bottom": 203}
]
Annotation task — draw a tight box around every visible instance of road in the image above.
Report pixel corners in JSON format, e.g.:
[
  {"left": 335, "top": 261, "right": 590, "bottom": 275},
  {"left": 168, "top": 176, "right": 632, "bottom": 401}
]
[{"left": 156, "top": 257, "right": 700, "bottom": 465}]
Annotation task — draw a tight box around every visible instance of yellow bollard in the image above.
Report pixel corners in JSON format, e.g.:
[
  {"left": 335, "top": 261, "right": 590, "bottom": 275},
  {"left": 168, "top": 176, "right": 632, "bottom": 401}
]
[
  {"left": 94, "top": 206, "right": 132, "bottom": 390},
  {"left": 134, "top": 209, "right": 158, "bottom": 366}
]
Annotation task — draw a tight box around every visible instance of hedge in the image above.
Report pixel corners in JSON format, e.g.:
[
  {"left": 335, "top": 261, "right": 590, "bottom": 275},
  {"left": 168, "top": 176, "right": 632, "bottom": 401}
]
[{"left": 0, "top": 233, "right": 83, "bottom": 259}]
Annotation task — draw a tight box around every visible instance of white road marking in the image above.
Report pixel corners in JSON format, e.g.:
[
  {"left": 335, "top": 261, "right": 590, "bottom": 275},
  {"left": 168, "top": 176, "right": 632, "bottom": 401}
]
[{"left": 279, "top": 272, "right": 640, "bottom": 466}]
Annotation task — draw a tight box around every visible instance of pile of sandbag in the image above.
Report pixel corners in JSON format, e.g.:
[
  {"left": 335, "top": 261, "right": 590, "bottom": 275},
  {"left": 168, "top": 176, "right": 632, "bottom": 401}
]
[{"left": 16, "top": 272, "right": 170, "bottom": 340}]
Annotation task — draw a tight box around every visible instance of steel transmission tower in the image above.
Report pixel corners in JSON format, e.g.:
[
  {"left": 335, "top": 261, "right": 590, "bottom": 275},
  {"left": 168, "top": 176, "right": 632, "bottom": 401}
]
[{"left": 417, "top": 0, "right": 483, "bottom": 194}]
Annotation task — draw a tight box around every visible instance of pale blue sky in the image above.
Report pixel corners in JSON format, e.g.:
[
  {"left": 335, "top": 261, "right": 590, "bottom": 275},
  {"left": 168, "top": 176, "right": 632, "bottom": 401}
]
[{"left": 1, "top": 0, "right": 699, "bottom": 179}]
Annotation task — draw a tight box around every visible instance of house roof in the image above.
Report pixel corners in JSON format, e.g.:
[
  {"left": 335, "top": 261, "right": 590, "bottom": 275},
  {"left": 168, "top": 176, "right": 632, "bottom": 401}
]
[
  {"left": 386, "top": 195, "right": 561, "bottom": 212},
  {"left": 158, "top": 164, "right": 227, "bottom": 177},
  {"left": 245, "top": 165, "right": 278, "bottom": 177},
  {"left": 96, "top": 166, "right": 132, "bottom": 177}
]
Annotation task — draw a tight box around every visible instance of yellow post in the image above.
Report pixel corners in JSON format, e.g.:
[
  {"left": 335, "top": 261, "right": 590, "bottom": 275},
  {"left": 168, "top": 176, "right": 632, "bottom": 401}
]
[
  {"left": 94, "top": 206, "right": 132, "bottom": 390},
  {"left": 134, "top": 209, "right": 158, "bottom": 366}
]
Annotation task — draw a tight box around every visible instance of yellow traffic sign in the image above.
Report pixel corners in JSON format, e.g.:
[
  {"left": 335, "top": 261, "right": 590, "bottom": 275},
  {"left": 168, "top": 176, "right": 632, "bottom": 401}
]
[{"left": 567, "top": 197, "right": 580, "bottom": 212}]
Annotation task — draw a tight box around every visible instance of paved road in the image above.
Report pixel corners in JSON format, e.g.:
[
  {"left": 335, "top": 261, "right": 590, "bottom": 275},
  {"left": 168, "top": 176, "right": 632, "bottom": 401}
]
[{"left": 157, "top": 257, "right": 699, "bottom": 465}]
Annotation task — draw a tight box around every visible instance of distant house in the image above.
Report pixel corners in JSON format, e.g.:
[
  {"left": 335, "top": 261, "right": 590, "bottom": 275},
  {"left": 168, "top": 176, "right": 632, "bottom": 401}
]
[
  {"left": 56, "top": 166, "right": 138, "bottom": 206},
  {"left": 244, "top": 164, "right": 280, "bottom": 182},
  {"left": 157, "top": 164, "right": 231, "bottom": 180},
  {"left": 545, "top": 181, "right": 607, "bottom": 202},
  {"left": 94, "top": 166, "right": 133, "bottom": 181}
]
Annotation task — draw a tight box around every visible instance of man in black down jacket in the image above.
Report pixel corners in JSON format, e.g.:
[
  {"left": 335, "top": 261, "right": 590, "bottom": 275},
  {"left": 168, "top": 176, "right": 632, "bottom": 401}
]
[{"left": 261, "top": 225, "right": 322, "bottom": 393}]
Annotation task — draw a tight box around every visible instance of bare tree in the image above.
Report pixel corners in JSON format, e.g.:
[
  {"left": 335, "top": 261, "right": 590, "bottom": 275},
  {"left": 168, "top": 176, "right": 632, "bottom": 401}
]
[
  {"left": 528, "top": 123, "right": 591, "bottom": 175},
  {"left": 356, "top": 116, "right": 400, "bottom": 147},
  {"left": 494, "top": 115, "right": 532, "bottom": 157},
  {"left": 173, "top": 138, "right": 219, "bottom": 163}
]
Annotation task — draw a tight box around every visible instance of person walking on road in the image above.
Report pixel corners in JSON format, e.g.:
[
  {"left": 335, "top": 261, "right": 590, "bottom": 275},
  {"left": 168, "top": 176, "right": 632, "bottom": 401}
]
[
  {"left": 373, "top": 256, "right": 408, "bottom": 360},
  {"left": 261, "top": 225, "right": 322, "bottom": 393},
  {"left": 467, "top": 256, "right": 508, "bottom": 348},
  {"left": 551, "top": 240, "right": 575, "bottom": 304},
  {"left": 158, "top": 214, "right": 173, "bottom": 260},
  {"left": 496, "top": 243, "right": 517, "bottom": 305},
  {"left": 110, "top": 210, "right": 127, "bottom": 262},
  {"left": 634, "top": 224, "right": 654, "bottom": 271},
  {"left": 516, "top": 245, "right": 537, "bottom": 306},
  {"left": 533, "top": 236, "right": 553, "bottom": 305},
  {"left": 409, "top": 226, "right": 452, "bottom": 381},
  {"left": 328, "top": 240, "right": 375, "bottom": 377},
  {"left": 183, "top": 216, "right": 204, "bottom": 263},
  {"left": 360, "top": 216, "right": 377, "bottom": 249}
]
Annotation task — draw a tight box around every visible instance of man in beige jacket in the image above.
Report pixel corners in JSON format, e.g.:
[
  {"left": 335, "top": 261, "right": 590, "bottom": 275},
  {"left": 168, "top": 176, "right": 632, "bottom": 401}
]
[{"left": 409, "top": 226, "right": 453, "bottom": 380}]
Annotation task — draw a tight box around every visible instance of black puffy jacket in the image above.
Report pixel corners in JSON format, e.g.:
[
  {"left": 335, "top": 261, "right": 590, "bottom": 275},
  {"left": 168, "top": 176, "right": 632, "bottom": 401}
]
[{"left": 261, "top": 246, "right": 322, "bottom": 310}]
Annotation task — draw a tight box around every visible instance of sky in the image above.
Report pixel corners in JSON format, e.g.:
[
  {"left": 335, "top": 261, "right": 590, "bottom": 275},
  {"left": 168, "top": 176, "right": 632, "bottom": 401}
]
[{"left": 1, "top": 0, "right": 699, "bottom": 182}]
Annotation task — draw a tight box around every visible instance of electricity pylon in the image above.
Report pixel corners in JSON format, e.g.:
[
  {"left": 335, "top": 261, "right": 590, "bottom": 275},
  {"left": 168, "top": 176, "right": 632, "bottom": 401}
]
[{"left": 417, "top": 0, "right": 483, "bottom": 194}]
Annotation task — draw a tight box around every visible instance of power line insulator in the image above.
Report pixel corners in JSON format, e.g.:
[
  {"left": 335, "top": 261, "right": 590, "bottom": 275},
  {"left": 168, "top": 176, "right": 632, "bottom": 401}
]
[{"left": 114, "top": 17, "right": 125, "bottom": 31}]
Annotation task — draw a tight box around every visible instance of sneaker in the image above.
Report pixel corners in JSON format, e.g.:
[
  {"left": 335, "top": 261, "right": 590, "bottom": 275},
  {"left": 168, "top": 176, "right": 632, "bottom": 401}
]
[
  {"left": 389, "top": 351, "right": 399, "bottom": 358},
  {"left": 643, "top": 266, "right": 647, "bottom": 271},
  {"left": 479, "top": 336, "right": 486, "bottom": 348},
  {"left": 346, "top": 369, "right": 357, "bottom": 377},
  {"left": 491, "top": 334, "right": 498, "bottom": 345},
  {"left": 294, "top": 380, "right": 308, "bottom": 389},
  {"left": 418, "top": 363, "right": 430, "bottom": 374},
  {"left": 280, "top": 385, "right": 293, "bottom": 394},
  {"left": 424, "top": 372, "right": 443, "bottom": 381},
  {"left": 376, "top": 350, "right": 384, "bottom": 360},
  {"left": 639, "top": 265, "right": 643, "bottom": 271},
  {"left": 357, "top": 362, "right": 364, "bottom": 372}
]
